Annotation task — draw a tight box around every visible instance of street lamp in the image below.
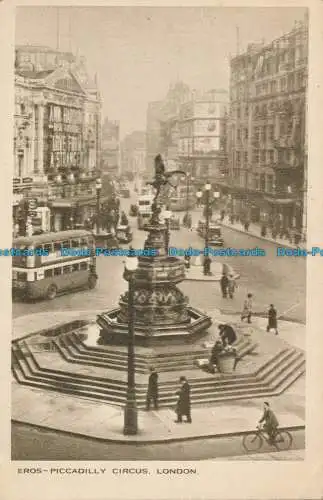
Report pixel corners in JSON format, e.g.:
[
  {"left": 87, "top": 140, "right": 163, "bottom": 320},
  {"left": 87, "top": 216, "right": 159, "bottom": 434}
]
[
  {"left": 123, "top": 255, "right": 139, "bottom": 435},
  {"left": 186, "top": 174, "right": 194, "bottom": 214},
  {"left": 95, "top": 177, "right": 102, "bottom": 234},
  {"left": 197, "top": 182, "right": 220, "bottom": 276},
  {"left": 162, "top": 208, "right": 172, "bottom": 254}
]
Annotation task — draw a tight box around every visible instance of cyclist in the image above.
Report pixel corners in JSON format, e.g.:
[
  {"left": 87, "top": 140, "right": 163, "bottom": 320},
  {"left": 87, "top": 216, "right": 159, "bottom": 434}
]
[{"left": 258, "top": 402, "right": 279, "bottom": 443}]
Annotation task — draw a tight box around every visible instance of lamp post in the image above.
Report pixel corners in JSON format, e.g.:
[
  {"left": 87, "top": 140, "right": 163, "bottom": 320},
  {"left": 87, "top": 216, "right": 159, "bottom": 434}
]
[
  {"left": 185, "top": 174, "right": 194, "bottom": 218},
  {"left": 162, "top": 208, "right": 172, "bottom": 255},
  {"left": 95, "top": 177, "right": 102, "bottom": 234},
  {"left": 123, "top": 255, "right": 139, "bottom": 435}
]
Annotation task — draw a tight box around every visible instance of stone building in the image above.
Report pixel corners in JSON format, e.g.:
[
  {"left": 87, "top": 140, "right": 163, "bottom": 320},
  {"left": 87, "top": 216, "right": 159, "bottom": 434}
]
[
  {"left": 13, "top": 46, "right": 102, "bottom": 234},
  {"left": 178, "top": 89, "right": 229, "bottom": 183},
  {"left": 228, "top": 18, "right": 308, "bottom": 234},
  {"left": 101, "top": 118, "right": 120, "bottom": 178},
  {"left": 120, "top": 131, "right": 146, "bottom": 186}
]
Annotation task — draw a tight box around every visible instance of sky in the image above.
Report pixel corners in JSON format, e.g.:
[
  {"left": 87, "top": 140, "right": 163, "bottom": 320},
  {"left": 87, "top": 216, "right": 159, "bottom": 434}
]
[{"left": 15, "top": 6, "right": 307, "bottom": 138}]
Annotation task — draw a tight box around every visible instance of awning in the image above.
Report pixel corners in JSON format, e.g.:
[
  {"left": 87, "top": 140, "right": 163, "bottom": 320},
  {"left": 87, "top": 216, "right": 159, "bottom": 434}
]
[{"left": 264, "top": 196, "right": 298, "bottom": 205}]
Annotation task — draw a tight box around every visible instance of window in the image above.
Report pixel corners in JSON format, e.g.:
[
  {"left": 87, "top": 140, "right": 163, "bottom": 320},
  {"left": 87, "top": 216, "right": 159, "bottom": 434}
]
[
  {"left": 260, "top": 174, "right": 266, "bottom": 191},
  {"left": 53, "top": 242, "right": 61, "bottom": 252},
  {"left": 62, "top": 240, "right": 70, "bottom": 248},
  {"left": 72, "top": 263, "right": 80, "bottom": 272},
  {"left": 244, "top": 128, "right": 248, "bottom": 140},
  {"left": 244, "top": 152, "right": 248, "bottom": 164},
  {"left": 44, "top": 244, "right": 52, "bottom": 254},
  {"left": 268, "top": 125, "right": 274, "bottom": 141},
  {"left": 80, "top": 262, "right": 88, "bottom": 271},
  {"left": 80, "top": 238, "right": 88, "bottom": 246},
  {"left": 261, "top": 150, "right": 266, "bottom": 163},
  {"left": 71, "top": 239, "right": 79, "bottom": 248},
  {"left": 17, "top": 272, "right": 26, "bottom": 281},
  {"left": 63, "top": 266, "right": 72, "bottom": 274},
  {"left": 35, "top": 245, "right": 43, "bottom": 254},
  {"left": 54, "top": 267, "right": 62, "bottom": 276},
  {"left": 269, "top": 150, "right": 275, "bottom": 164},
  {"left": 237, "top": 129, "right": 241, "bottom": 141},
  {"left": 45, "top": 269, "right": 53, "bottom": 278},
  {"left": 267, "top": 175, "right": 274, "bottom": 193}
]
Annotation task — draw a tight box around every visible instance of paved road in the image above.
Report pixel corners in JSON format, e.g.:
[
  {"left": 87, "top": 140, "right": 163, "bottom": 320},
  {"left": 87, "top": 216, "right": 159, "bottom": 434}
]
[
  {"left": 12, "top": 197, "right": 305, "bottom": 323},
  {"left": 11, "top": 422, "right": 305, "bottom": 461}
]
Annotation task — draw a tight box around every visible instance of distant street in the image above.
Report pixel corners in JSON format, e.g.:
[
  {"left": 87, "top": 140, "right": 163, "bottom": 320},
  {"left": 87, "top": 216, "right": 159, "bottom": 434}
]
[
  {"left": 12, "top": 193, "right": 306, "bottom": 324},
  {"left": 12, "top": 422, "right": 305, "bottom": 461}
]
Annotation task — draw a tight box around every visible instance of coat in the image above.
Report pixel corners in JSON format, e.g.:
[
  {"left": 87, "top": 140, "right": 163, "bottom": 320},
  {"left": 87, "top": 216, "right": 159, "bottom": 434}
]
[
  {"left": 268, "top": 307, "right": 278, "bottom": 328},
  {"left": 176, "top": 381, "right": 191, "bottom": 415},
  {"left": 220, "top": 275, "right": 229, "bottom": 291},
  {"left": 242, "top": 298, "right": 252, "bottom": 314},
  {"left": 147, "top": 371, "right": 158, "bottom": 396},
  {"left": 259, "top": 408, "right": 279, "bottom": 428},
  {"left": 220, "top": 325, "right": 237, "bottom": 345}
]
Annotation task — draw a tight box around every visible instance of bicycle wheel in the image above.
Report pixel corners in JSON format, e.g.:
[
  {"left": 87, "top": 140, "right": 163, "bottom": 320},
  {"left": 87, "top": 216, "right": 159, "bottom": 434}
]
[
  {"left": 274, "top": 430, "right": 293, "bottom": 451},
  {"left": 242, "top": 432, "right": 263, "bottom": 452}
]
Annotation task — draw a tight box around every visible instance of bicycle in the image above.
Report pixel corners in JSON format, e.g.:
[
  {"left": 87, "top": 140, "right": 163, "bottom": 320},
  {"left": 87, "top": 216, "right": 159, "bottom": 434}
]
[{"left": 242, "top": 425, "right": 293, "bottom": 453}]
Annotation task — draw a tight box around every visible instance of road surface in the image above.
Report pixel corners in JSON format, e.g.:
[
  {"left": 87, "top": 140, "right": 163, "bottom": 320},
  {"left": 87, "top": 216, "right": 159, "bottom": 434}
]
[
  {"left": 11, "top": 422, "right": 305, "bottom": 461},
  {"left": 12, "top": 197, "right": 306, "bottom": 323}
]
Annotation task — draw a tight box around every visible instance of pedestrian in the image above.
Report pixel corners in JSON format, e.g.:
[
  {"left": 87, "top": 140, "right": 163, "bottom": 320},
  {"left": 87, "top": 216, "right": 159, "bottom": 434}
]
[
  {"left": 175, "top": 376, "right": 192, "bottom": 423},
  {"left": 258, "top": 402, "right": 279, "bottom": 444},
  {"left": 266, "top": 304, "right": 278, "bottom": 335},
  {"left": 241, "top": 293, "right": 253, "bottom": 323},
  {"left": 218, "top": 324, "right": 237, "bottom": 345},
  {"left": 146, "top": 367, "right": 158, "bottom": 411},
  {"left": 220, "top": 209, "right": 225, "bottom": 222},
  {"left": 227, "top": 274, "right": 236, "bottom": 299},
  {"left": 244, "top": 220, "right": 250, "bottom": 232},
  {"left": 184, "top": 254, "right": 191, "bottom": 269},
  {"left": 220, "top": 273, "right": 229, "bottom": 298}
]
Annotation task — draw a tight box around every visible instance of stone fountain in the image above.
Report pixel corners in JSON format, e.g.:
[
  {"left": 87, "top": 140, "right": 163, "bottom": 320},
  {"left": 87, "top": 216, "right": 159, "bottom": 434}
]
[{"left": 97, "top": 155, "right": 212, "bottom": 346}]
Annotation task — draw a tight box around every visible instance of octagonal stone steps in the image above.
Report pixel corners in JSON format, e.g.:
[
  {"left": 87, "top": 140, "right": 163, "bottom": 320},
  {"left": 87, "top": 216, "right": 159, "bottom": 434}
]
[
  {"left": 12, "top": 340, "right": 305, "bottom": 408},
  {"left": 53, "top": 332, "right": 253, "bottom": 374}
]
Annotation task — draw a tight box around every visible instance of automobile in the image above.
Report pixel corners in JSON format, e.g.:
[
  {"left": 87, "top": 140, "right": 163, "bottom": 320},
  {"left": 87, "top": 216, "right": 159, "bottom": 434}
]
[
  {"left": 197, "top": 220, "right": 224, "bottom": 246},
  {"left": 116, "top": 224, "right": 133, "bottom": 244},
  {"left": 170, "top": 215, "right": 180, "bottom": 230},
  {"left": 129, "top": 204, "right": 139, "bottom": 217},
  {"left": 121, "top": 188, "right": 130, "bottom": 198}
]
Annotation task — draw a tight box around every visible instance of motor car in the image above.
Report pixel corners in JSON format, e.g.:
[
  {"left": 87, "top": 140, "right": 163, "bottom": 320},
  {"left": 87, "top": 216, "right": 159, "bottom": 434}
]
[
  {"left": 116, "top": 224, "right": 133, "bottom": 244},
  {"left": 197, "top": 219, "right": 224, "bottom": 246}
]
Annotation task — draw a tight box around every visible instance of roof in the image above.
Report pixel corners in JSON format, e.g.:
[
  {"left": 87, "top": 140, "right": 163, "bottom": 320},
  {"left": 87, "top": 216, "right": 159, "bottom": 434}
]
[{"left": 13, "top": 230, "right": 93, "bottom": 247}]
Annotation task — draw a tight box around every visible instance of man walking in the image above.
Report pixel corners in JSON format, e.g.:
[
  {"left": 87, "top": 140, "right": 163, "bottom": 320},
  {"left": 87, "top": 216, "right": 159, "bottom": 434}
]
[
  {"left": 227, "top": 274, "right": 237, "bottom": 299},
  {"left": 258, "top": 402, "right": 279, "bottom": 443},
  {"left": 266, "top": 304, "right": 278, "bottom": 335},
  {"left": 241, "top": 293, "right": 253, "bottom": 323},
  {"left": 175, "top": 376, "right": 192, "bottom": 423},
  {"left": 146, "top": 367, "right": 158, "bottom": 411}
]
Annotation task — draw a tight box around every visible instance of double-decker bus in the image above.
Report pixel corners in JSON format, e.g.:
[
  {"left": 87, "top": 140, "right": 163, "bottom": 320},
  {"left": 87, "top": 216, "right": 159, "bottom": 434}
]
[{"left": 12, "top": 230, "right": 97, "bottom": 301}]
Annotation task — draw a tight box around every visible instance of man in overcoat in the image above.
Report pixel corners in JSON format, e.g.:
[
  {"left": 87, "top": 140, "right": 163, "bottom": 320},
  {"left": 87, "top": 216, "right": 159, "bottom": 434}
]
[
  {"left": 258, "top": 402, "right": 279, "bottom": 443},
  {"left": 146, "top": 367, "right": 158, "bottom": 411},
  {"left": 175, "top": 376, "right": 192, "bottom": 423}
]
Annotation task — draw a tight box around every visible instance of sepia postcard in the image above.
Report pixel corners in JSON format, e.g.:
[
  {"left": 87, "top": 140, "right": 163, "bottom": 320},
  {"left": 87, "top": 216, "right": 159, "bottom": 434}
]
[{"left": 1, "top": 0, "right": 323, "bottom": 499}]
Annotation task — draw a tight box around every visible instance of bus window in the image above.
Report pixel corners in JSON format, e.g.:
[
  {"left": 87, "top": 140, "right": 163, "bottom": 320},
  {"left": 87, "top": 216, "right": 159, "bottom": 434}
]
[
  {"left": 80, "top": 237, "right": 88, "bottom": 246},
  {"left": 71, "top": 239, "right": 79, "bottom": 248},
  {"left": 54, "top": 267, "right": 62, "bottom": 276},
  {"left": 45, "top": 269, "right": 53, "bottom": 278},
  {"left": 35, "top": 245, "right": 43, "bottom": 254},
  {"left": 63, "top": 265, "right": 72, "bottom": 274},
  {"left": 72, "top": 263, "right": 80, "bottom": 272},
  {"left": 44, "top": 243, "right": 52, "bottom": 254},
  {"left": 17, "top": 271, "right": 27, "bottom": 281},
  {"left": 62, "top": 240, "right": 70, "bottom": 249},
  {"left": 80, "top": 261, "right": 88, "bottom": 271}
]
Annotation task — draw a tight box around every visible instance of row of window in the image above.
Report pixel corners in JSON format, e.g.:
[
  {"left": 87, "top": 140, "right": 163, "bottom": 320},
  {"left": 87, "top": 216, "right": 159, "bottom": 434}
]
[
  {"left": 255, "top": 71, "right": 306, "bottom": 97},
  {"left": 44, "top": 261, "right": 89, "bottom": 278},
  {"left": 36, "top": 238, "right": 92, "bottom": 254}
]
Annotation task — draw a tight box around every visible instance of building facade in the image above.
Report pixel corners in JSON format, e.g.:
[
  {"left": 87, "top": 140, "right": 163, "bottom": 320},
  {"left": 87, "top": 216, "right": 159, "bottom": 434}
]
[
  {"left": 121, "top": 131, "right": 146, "bottom": 186},
  {"left": 228, "top": 19, "right": 308, "bottom": 234},
  {"left": 101, "top": 118, "right": 120, "bottom": 178},
  {"left": 178, "top": 89, "right": 229, "bottom": 184},
  {"left": 13, "top": 46, "right": 102, "bottom": 234}
]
